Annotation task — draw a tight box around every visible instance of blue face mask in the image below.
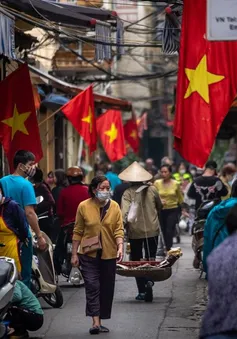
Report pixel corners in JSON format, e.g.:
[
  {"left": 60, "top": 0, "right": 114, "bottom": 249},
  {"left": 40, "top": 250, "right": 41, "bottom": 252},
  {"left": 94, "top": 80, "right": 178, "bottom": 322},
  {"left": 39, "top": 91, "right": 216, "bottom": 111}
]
[{"left": 96, "top": 191, "right": 111, "bottom": 202}]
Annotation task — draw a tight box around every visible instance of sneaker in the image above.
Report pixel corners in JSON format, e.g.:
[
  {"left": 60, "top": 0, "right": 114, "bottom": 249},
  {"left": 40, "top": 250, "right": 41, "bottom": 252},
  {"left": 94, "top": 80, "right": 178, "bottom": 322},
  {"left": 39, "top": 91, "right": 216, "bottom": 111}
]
[
  {"left": 145, "top": 281, "right": 153, "bottom": 302},
  {"left": 135, "top": 293, "right": 145, "bottom": 301}
]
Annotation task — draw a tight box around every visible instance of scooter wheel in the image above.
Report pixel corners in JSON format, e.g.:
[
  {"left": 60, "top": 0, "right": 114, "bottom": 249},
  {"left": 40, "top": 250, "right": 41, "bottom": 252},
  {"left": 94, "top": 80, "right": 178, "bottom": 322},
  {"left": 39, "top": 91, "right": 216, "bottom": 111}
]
[{"left": 42, "top": 286, "right": 64, "bottom": 308}]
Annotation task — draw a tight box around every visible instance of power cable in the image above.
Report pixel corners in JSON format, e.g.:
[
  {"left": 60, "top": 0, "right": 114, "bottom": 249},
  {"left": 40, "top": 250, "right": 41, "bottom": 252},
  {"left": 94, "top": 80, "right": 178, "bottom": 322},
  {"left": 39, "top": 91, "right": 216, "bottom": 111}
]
[
  {"left": 83, "top": 0, "right": 160, "bottom": 30},
  {"left": 125, "top": 10, "right": 157, "bottom": 29},
  {"left": 71, "top": 69, "right": 177, "bottom": 82},
  {"left": 2, "top": 4, "right": 163, "bottom": 48},
  {"left": 2, "top": 4, "right": 178, "bottom": 81}
]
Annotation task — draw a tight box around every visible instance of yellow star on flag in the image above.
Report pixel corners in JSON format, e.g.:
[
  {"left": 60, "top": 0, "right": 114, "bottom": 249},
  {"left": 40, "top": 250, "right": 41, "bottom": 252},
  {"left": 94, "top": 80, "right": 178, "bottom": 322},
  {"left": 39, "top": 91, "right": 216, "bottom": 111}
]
[
  {"left": 2, "top": 104, "right": 31, "bottom": 140},
  {"left": 184, "top": 55, "right": 225, "bottom": 104},
  {"left": 81, "top": 106, "right": 93, "bottom": 133},
  {"left": 104, "top": 123, "right": 118, "bottom": 144},
  {"left": 130, "top": 130, "right": 137, "bottom": 140}
]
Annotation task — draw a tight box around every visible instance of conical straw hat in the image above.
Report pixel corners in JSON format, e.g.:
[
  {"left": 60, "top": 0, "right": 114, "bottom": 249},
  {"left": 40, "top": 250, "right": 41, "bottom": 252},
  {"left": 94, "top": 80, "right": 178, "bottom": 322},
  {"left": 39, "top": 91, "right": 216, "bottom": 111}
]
[{"left": 119, "top": 161, "right": 153, "bottom": 182}]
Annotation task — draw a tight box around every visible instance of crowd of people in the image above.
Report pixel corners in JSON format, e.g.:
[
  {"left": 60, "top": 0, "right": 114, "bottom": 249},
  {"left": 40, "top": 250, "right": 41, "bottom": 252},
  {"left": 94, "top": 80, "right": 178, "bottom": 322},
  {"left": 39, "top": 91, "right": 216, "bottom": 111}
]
[{"left": 2, "top": 149, "right": 237, "bottom": 338}]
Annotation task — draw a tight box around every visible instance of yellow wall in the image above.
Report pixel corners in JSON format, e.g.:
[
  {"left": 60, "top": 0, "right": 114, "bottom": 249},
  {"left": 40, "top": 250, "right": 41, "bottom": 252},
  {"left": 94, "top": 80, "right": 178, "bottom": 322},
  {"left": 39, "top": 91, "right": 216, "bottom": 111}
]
[{"left": 38, "top": 111, "right": 55, "bottom": 174}]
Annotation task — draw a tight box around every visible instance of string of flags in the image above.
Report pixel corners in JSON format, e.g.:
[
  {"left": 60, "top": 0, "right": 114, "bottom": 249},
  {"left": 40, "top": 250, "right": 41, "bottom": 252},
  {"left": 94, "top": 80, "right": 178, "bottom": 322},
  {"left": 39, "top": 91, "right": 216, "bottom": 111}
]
[{"left": 0, "top": 64, "right": 140, "bottom": 169}]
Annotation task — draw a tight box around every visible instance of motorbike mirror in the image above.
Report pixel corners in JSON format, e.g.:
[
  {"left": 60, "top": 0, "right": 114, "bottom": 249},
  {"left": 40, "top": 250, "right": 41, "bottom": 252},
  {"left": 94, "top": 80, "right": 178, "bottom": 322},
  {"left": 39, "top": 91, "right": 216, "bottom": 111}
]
[
  {"left": 202, "top": 201, "right": 214, "bottom": 210},
  {"left": 36, "top": 196, "right": 44, "bottom": 204}
]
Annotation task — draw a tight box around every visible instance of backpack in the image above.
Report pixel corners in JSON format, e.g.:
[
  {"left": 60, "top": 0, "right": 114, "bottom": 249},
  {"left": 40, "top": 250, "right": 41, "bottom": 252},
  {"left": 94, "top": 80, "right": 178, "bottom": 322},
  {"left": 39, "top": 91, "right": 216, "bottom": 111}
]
[{"left": 127, "top": 185, "right": 149, "bottom": 223}]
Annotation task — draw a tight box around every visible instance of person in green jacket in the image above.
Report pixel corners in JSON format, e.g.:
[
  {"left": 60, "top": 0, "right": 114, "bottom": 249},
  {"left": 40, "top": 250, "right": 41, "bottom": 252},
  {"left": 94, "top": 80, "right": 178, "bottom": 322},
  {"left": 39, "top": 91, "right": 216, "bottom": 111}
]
[
  {"left": 6, "top": 280, "right": 44, "bottom": 339},
  {"left": 173, "top": 162, "right": 192, "bottom": 184}
]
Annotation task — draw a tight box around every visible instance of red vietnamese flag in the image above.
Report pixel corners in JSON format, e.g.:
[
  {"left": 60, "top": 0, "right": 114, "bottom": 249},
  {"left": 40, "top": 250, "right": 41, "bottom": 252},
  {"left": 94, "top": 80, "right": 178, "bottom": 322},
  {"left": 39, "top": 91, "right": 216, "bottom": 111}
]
[
  {"left": 97, "top": 110, "right": 126, "bottom": 162},
  {"left": 0, "top": 64, "right": 43, "bottom": 170},
  {"left": 124, "top": 118, "right": 139, "bottom": 153},
  {"left": 61, "top": 85, "right": 97, "bottom": 153},
  {"left": 173, "top": 0, "right": 237, "bottom": 167}
]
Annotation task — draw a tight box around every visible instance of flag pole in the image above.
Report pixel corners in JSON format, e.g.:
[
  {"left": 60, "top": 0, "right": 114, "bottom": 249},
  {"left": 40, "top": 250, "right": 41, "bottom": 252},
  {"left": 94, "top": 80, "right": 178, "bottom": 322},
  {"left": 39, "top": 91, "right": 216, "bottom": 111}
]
[
  {"left": 38, "top": 107, "right": 62, "bottom": 127},
  {"left": 38, "top": 85, "right": 94, "bottom": 127},
  {"left": 77, "top": 137, "right": 84, "bottom": 166}
]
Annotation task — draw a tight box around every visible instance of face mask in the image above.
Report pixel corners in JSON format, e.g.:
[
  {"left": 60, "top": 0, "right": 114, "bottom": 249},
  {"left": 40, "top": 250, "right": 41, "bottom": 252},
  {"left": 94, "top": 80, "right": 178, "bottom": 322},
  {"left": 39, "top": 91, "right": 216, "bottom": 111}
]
[
  {"left": 96, "top": 191, "right": 110, "bottom": 202},
  {"left": 190, "top": 170, "right": 196, "bottom": 176},
  {"left": 179, "top": 169, "right": 186, "bottom": 175},
  {"left": 0, "top": 193, "right": 3, "bottom": 202},
  {"left": 21, "top": 165, "right": 36, "bottom": 178}
]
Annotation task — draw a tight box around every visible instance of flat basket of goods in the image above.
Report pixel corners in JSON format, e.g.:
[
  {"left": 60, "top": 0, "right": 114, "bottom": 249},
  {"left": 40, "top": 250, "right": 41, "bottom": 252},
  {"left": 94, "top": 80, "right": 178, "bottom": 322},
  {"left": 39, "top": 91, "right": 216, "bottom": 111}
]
[{"left": 116, "top": 248, "right": 183, "bottom": 282}]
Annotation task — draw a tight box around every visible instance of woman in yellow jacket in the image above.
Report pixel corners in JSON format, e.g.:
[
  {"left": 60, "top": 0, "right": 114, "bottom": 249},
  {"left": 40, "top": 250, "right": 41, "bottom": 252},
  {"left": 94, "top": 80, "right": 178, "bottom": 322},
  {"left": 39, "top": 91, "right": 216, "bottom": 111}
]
[
  {"left": 71, "top": 175, "right": 124, "bottom": 335},
  {"left": 154, "top": 165, "right": 184, "bottom": 251}
]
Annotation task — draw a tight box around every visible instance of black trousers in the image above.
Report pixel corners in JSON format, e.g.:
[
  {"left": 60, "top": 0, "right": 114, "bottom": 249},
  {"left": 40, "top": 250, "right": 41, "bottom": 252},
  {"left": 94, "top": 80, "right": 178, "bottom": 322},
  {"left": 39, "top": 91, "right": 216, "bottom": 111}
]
[
  {"left": 160, "top": 208, "right": 180, "bottom": 251},
  {"left": 39, "top": 216, "right": 54, "bottom": 240},
  {"left": 79, "top": 253, "right": 116, "bottom": 319},
  {"left": 129, "top": 237, "right": 158, "bottom": 294},
  {"left": 6, "top": 306, "right": 44, "bottom": 332},
  {"left": 53, "top": 228, "right": 66, "bottom": 275}
]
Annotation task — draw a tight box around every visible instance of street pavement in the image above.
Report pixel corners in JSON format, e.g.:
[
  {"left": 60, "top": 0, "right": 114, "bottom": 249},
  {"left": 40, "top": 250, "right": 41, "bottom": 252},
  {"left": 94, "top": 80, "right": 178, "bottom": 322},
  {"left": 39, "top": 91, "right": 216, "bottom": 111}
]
[{"left": 33, "top": 235, "right": 207, "bottom": 339}]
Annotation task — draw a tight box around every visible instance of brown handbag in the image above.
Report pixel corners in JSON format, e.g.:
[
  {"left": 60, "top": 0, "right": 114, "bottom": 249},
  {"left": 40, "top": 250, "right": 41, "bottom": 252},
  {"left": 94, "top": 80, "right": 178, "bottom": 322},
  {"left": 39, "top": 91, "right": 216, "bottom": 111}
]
[{"left": 81, "top": 236, "right": 102, "bottom": 254}]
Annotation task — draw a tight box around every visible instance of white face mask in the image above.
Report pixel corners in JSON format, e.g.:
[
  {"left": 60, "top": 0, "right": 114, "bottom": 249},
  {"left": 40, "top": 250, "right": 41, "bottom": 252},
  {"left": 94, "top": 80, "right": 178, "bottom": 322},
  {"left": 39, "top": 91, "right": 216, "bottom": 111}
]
[
  {"left": 21, "top": 164, "right": 36, "bottom": 178},
  {"left": 96, "top": 191, "right": 111, "bottom": 202},
  {"left": 179, "top": 169, "right": 186, "bottom": 175},
  {"left": 0, "top": 193, "right": 2, "bottom": 202}
]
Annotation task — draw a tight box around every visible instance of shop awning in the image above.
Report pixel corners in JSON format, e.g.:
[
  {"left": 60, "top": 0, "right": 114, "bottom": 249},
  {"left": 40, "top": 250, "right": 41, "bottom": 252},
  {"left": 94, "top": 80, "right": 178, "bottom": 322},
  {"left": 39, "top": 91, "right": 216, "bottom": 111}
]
[
  {"left": 27, "top": 63, "right": 132, "bottom": 111},
  {"left": 49, "top": 2, "right": 117, "bottom": 23},
  {"left": 2, "top": 0, "right": 97, "bottom": 28}
]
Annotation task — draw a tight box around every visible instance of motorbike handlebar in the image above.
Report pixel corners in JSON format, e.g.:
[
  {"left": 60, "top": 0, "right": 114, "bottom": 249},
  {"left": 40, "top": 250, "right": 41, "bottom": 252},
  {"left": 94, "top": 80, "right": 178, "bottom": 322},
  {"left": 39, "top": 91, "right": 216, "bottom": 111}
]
[
  {"left": 37, "top": 211, "right": 48, "bottom": 218},
  {"left": 63, "top": 222, "right": 75, "bottom": 229},
  {"left": 10, "top": 259, "right": 18, "bottom": 284}
]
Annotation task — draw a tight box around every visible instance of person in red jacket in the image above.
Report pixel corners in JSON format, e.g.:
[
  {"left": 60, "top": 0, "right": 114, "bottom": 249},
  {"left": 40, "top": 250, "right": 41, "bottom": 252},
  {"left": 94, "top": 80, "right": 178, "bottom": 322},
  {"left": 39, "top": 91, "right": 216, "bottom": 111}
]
[{"left": 54, "top": 166, "right": 89, "bottom": 274}]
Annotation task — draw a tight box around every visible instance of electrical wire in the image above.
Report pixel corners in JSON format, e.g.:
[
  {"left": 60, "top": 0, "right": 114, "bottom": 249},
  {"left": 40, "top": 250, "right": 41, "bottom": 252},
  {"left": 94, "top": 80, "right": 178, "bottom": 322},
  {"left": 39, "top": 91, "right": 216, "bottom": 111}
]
[
  {"left": 6, "top": 1, "right": 177, "bottom": 44},
  {"left": 70, "top": 69, "right": 177, "bottom": 82},
  {"left": 81, "top": 1, "right": 161, "bottom": 7},
  {"left": 82, "top": 0, "right": 162, "bottom": 30},
  {"left": 2, "top": 3, "right": 178, "bottom": 82},
  {"left": 2, "top": 4, "right": 164, "bottom": 47}
]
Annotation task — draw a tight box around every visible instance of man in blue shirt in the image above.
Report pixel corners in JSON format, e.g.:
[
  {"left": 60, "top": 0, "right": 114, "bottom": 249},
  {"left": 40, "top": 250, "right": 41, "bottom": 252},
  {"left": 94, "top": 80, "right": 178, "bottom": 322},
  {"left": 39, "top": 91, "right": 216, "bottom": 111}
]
[
  {"left": 0, "top": 150, "right": 46, "bottom": 287},
  {"left": 104, "top": 164, "right": 121, "bottom": 194}
]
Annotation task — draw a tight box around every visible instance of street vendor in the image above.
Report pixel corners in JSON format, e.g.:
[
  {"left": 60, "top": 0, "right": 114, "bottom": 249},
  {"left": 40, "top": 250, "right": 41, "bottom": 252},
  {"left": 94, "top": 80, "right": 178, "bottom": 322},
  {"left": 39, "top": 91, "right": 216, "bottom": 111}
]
[{"left": 120, "top": 161, "right": 162, "bottom": 302}]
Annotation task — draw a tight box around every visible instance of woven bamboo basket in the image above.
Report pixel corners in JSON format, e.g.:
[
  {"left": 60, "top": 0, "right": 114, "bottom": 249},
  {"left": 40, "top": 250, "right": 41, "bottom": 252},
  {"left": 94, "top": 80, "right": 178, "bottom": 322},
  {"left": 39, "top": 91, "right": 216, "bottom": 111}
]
[{"left": 116, "top": 261, "right": 172, "bottom": 282}]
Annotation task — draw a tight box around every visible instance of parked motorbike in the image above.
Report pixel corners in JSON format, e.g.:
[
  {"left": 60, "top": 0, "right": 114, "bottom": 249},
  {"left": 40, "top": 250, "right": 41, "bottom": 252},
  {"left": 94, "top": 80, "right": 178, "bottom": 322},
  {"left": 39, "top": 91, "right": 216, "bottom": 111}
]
[
  {"left": 192, "top": 199, "right": 220, "bottom": 271},
  {"left": 31, "top": 231, "right": 63, "bottom": 308},
  {"left": 31, "top": 196, "right": 64, "bottom": 308},
  {"left": 56, "top": 222, "right": 84, "bottom": 286},
  {"left": 0, "top": 257, "right": 17, "bottom": 338}
]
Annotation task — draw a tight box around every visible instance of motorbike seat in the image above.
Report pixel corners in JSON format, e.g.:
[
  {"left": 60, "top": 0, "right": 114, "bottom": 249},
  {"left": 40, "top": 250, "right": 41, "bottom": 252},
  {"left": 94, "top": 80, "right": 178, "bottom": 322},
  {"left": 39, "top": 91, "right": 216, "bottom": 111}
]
[{"left": 0, "top": 261, "right": 13, "bottom": 288}]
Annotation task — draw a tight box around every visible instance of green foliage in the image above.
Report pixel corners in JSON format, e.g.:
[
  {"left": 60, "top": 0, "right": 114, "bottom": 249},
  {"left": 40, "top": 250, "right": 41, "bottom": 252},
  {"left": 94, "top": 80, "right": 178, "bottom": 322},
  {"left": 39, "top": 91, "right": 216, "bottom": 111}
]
[
  {"left": 113, "top": 152, "right": 139, "bottom": 173},
  {"left": 209, "top": 140, "right": 230, "bottom": 168}
]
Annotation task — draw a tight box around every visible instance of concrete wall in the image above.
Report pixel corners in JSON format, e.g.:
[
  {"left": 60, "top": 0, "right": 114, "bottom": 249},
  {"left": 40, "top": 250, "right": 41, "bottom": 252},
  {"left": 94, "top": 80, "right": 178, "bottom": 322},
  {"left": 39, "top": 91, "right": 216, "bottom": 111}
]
[{"left": 103, "top": 1, "right": 154, "bottom": 117}]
